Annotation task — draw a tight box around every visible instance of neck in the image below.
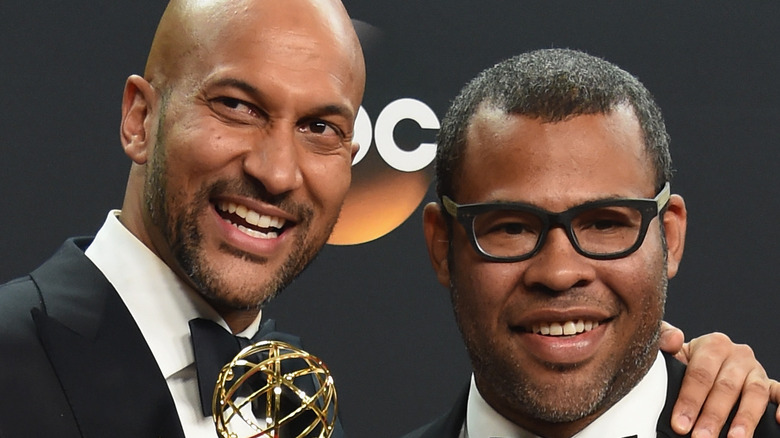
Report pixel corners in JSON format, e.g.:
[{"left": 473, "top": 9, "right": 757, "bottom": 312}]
[{"left": 214, "top": 306, "right": 261, "bottom": 334}]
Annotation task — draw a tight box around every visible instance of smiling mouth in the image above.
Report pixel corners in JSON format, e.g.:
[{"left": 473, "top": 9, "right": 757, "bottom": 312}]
[
  {"left": 530, "top": 320, "right": 604, "bottom": 337},
  {"left": 215, "top": 201, "right": 289, "bottom": 239}
]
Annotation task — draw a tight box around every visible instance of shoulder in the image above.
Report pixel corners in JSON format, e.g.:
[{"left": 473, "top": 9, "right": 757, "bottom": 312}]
[
  {"left": 0, "top": 237, "right": 94, "bottom": 333},
  {"left": 0, "top": 274, "right": 44, "bottom": 336},
  {"left": 0, "top": 244, "right": 80, "bottom": 430}
]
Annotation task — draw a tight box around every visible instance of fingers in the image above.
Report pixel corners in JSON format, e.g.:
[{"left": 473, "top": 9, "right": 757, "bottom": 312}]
[
  {"left": 671, "top": 332, "right": 771, "bottom": 438},
  {"left": 659, "top": 320, "right": 686, "bottom": 363},
  {"left": 723, "top": 366, "right": 771, "bottom": 438},
  {"left": 770, "top": 379, "right": 780, "bottom": 424},
  {"left": 671, "top": 332, "right": 732, "bottom": 435}
]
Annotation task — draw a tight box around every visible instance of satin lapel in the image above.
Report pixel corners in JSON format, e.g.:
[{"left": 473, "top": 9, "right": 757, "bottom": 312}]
[
  {"left": 656, "top": 353, "right": 690, "bottom": 438},
  {"left": 438, "top": 385, "right": 469, "bottom": 438},
  {"left": 32, "top": 238, "right": 184, "bottom": 438}
]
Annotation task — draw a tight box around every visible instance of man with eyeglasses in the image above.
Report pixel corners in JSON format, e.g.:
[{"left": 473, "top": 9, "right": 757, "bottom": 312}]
[{"left": 403, "top": 48, "right": 780, "bottom": 438}]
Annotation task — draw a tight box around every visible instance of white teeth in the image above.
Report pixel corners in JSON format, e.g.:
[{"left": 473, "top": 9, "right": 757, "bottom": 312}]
[
  {"left": 246, "top": 210, "right": 260, "bottom": 225},
  {"left": 258, "top": 215, "right": 270, "bottom": 228},
  {"left": 532, "top": 319, "right": 601, "bottom": 337},
  {"left": 235, "top": 224, "right": 278, "bottom": 239},
  {"left": 216, "top": 201, "right": 288, "bottom": 234}
]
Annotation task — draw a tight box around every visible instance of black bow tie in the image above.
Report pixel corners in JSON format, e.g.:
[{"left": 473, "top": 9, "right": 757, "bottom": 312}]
[{"left": 188, "top": 317, "right": 304, "bottom": 417}]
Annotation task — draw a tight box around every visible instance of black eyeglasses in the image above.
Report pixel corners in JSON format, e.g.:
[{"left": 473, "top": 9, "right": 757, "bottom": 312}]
[{"left": 441, "top": 183, "right": 671, "bottom": 262}]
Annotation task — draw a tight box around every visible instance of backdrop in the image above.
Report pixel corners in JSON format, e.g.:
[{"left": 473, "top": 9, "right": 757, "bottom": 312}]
[{"left": 1, "top": 2, "right": 778, "bottom": 436}]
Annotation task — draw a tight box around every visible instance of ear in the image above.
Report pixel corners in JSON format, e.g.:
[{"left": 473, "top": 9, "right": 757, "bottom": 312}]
[
  {"left": 120, "top": 75, "right": 158, "bottom": 165},
  {"left": 349, "top": 141, "right": 360, "bottom": 162},
  {"left": 662, "top": 194, "right": 687, "bottom": 279},
  {"left": 423, "top": 202, "right": 452, "bottom": 288}
]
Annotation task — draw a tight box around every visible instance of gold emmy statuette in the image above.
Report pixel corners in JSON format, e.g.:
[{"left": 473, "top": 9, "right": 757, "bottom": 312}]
[{"left": 212, "top": 340, "right": 338, "bottom": 438}]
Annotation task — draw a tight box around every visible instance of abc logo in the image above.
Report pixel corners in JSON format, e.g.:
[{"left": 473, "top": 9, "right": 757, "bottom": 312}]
[{"left": 328, "top": 98, "right": 439, "bottom": 245}]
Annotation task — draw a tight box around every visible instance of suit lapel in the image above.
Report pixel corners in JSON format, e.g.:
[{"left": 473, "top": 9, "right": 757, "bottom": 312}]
[
  {"left": 32, "top": 238, "right": 184, "bottom": 438},
  {"left": 403, "top": 384, "right": 468, "bottom": 438},
  {"left": 655, "top": 353, "right": 689, "bottom": 438},
  {"left": 440, "top": 385, "right": 469, "bottom": 437}
]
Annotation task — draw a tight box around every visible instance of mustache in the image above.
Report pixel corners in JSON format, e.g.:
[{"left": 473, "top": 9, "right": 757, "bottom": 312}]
[{"left": 204, "top": 178, "right": 311, "bottom": 221}]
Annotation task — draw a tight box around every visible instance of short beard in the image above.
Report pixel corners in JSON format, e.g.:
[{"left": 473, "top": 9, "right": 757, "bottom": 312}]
[
  {"left": 164, "top": 180, "right": 318, "bottom": 311},
  {"left": 469, "top": 324, "right": 661, "bottom": 423},
  {"left": 447, "top": 244, "right": 666, "bottom": 425},
  {"left": 143, "top": 107, "right": 331, "bottom": 311}
]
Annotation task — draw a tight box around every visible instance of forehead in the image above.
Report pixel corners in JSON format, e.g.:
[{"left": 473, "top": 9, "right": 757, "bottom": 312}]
[
  {"left": 173, "top": 0, "right": 362, "bottom": 108},
  {"left": 456, "top": 104, "right": 655, "bottom": 205}
]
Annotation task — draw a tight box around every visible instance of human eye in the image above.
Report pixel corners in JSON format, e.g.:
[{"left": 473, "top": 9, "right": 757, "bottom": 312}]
[
  {"left": 592, "top": 218, "right": 628, "bottom": 231},
  {"left": 489, "top": 220, "right": 530, "bottom": 235},
  {"left": 299, "top": 119, "right": 342, "bottom": 136},
  {"left": 210, "top": 96, "right": 260, "bottom": 121},
  {"left": 475, "top": 211, "right": 540, "bottom": 238},
  {"left": 298, "top": 119, "right": 346, "bottom": 152},
  {"left": 576, "top": 207, "right": 640, "bottom": 233}
]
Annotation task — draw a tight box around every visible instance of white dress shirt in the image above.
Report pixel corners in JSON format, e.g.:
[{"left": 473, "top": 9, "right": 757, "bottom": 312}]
[
  {"left": 463, "top": 351, "right": 668, "bottom": 438},
  {"left": 85, "top": 210, "right": 264, "bottom": 438}
]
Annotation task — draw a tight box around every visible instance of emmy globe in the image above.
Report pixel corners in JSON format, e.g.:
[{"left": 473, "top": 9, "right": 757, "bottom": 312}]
[{"left": 211, "top": 340, "right": 338, "bottom": 438}]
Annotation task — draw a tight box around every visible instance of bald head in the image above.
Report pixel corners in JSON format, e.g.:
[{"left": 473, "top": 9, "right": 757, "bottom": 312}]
[
  {"left": 145, "top": 0, "right": 364, "bottom": 103},
  {"left": 118, "top": 0, "right": 366, "bottom": 330}
]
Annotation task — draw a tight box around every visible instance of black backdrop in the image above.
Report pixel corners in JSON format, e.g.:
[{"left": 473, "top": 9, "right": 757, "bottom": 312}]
[{"left": 1, "top": 2, "right": 778, "bottom": 436}]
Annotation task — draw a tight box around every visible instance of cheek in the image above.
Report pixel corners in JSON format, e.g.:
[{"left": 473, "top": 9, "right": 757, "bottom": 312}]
[
  {"left": 604, "top": 245, "right": 667, "bottom": 314},
  {"left": 302, "top": 155, "right": 353, "bottom": 208},
  {"left": 452, "top": 255, "right": 516, "bottom": 324},
  {"left": 162, "top": 104, "right": 248, "bottom": 171},
  {"left": 164, "top": 135, "right": 252, "bottom": 194}
]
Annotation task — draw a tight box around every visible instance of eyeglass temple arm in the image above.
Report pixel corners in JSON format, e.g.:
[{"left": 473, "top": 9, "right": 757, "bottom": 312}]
[
  {"left": 656, "top": 182, "right": 671, "bottom": 212},
  {"left": 441, "top": 196, "right": 459, "bottom": 217}
]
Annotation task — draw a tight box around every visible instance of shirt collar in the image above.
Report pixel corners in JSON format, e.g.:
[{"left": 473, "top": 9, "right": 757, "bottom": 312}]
[
  {"left": 84, "top": 210, "right": 263, "bottom": 379},
  {"left": 465, "top": 351, "right": 667, "bottom": 438}
]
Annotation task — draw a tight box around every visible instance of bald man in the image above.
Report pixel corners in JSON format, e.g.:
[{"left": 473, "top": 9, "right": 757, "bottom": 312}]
[
  {"left": 0, "top": 1, "right": 777, "bottom": 438},
  {"left": 0, "top": 0, "right": 362, "bottom": 436}
]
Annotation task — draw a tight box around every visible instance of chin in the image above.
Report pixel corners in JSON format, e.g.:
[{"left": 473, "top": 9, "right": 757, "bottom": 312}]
[
  {"left": 201, "top": 280, "right": 279, "bottom": 311},
  {"left": 183, "top": 255, "right": 283, "bottom": 310}
]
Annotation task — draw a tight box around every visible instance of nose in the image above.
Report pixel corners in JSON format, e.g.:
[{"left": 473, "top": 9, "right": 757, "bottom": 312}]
[
  {"left": 521, "top": 227, "right": 595, "bottom": 293},
  {"left": 242, "top": 126, "right": 304, "bottom": 195}
]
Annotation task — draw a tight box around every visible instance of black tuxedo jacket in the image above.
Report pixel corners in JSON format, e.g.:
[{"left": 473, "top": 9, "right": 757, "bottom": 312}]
[
  {"left": 0, "top": 237, "right": 184, "bottom": 438},
  {"left": 0, "top": 238, "right": 346, "bottom": 438},
  {"left": 401, "top": 354, "right": 780, "bottom": 438}
]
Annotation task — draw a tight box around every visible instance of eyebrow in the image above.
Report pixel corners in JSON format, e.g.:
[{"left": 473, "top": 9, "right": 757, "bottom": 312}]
[
  {"left": 210, "top": 77, "right": 259, "bottom": 96},
  {"left": 208, "top": 77, "right": 355, "bottom": 121},
  {"left": 494, "top": 191, "right": 657, "bottom": 212}
]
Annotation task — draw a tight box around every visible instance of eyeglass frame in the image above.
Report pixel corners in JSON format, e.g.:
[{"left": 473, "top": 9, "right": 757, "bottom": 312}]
[{"left": 441, "top": 182, "right": 671, "bottom": 262}]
